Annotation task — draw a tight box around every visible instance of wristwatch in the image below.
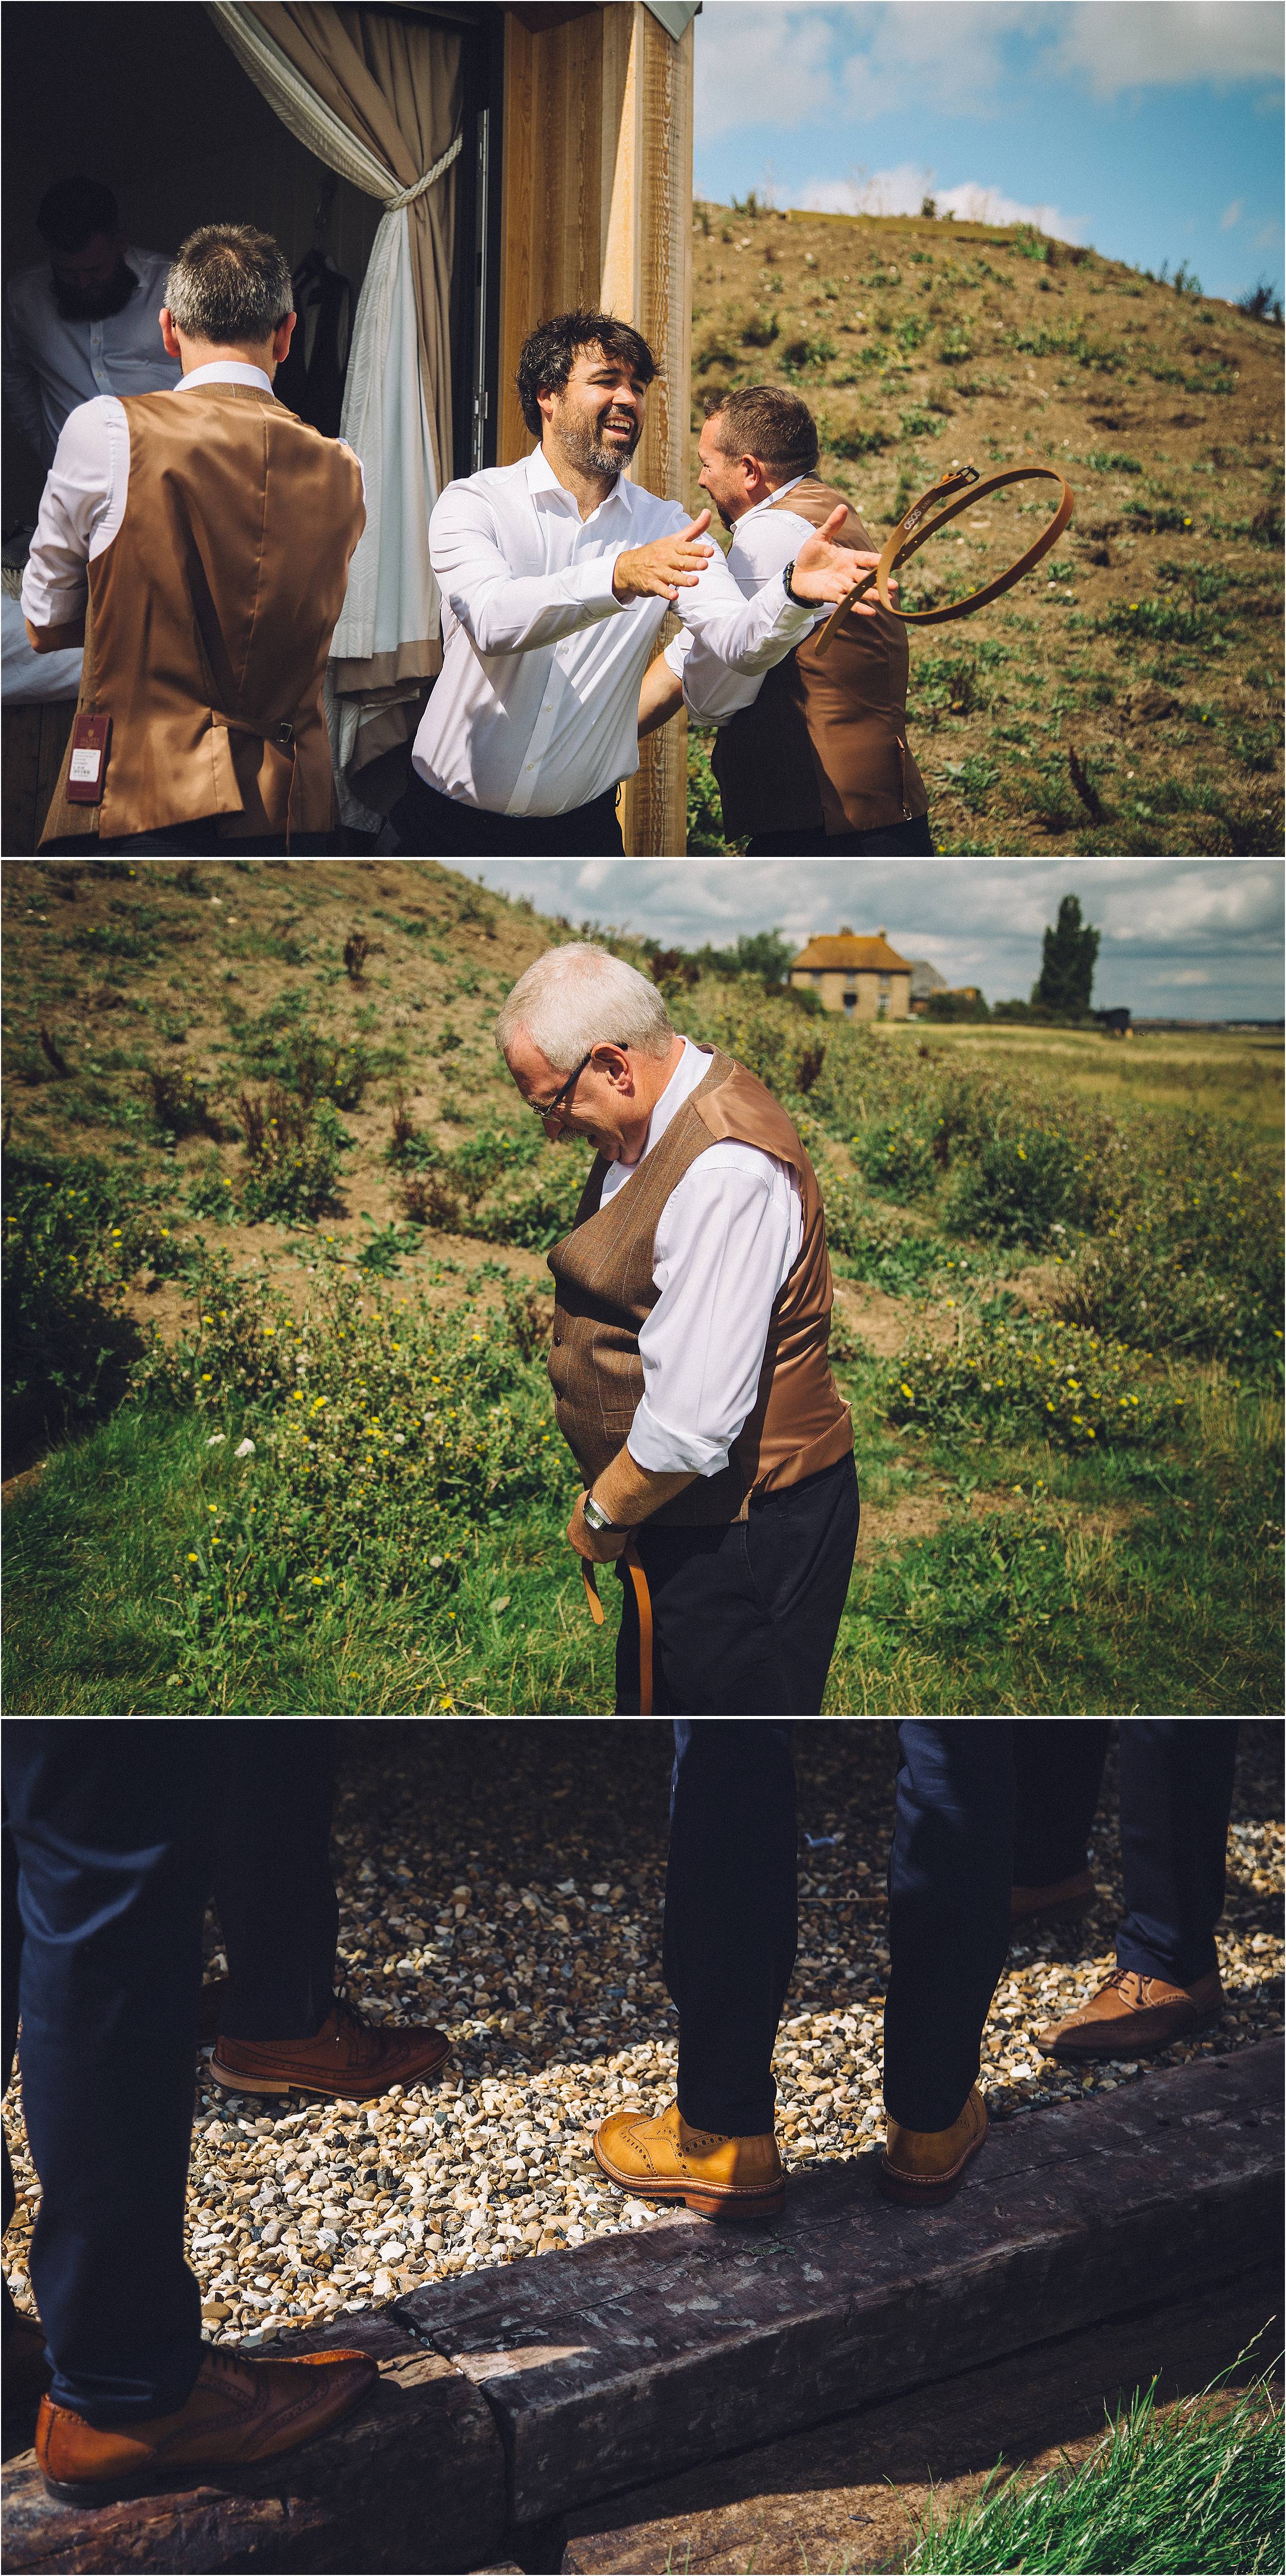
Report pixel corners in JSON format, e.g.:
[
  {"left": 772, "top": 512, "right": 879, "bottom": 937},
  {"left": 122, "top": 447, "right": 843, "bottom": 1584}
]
[
  {"left": 582, "top": 1493, "right": 627, "bottom": 1534},
  {"left": 782, "top": 559, "right": 808, "bottom": 605}
]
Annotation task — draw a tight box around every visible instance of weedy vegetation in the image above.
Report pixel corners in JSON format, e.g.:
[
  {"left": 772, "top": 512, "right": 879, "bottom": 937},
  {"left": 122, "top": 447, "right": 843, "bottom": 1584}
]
[
  {"left": 3, "top": 862, "right": 1281, "bottom": 1715},
  {"left": 686, "top": 204, "right": 1283, "bottom": 855}
]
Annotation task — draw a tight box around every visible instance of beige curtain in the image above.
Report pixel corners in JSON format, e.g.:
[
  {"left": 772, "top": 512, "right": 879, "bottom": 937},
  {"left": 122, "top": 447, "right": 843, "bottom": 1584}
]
[
  {"left": 210, "top": 3, "right": 462, "bottom": 806},
  {"left": 244, "top": 5, "right": 461, "bottom": 541}
]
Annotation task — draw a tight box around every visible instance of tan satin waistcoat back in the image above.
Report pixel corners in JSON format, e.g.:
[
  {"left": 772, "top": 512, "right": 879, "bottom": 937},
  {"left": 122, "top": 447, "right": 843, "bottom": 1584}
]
[
  {"left": 40, "top": 384, "right": 365, "bottom": 845},
  {"left": 711, "top": 475, "right": 929, "bottom": 840},
  {"left": 546, "top": 1048, "right": 853, "bottom": 1526}
]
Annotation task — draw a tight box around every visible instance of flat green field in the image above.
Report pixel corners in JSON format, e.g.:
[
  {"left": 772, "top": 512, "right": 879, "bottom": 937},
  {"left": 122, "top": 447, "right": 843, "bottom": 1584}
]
[{"left": 4, "top": 860, "right": 1281, "bottom": 1714}]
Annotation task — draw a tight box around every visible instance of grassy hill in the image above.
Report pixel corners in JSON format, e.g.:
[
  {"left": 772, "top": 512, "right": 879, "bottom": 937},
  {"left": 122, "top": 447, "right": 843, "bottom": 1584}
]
[
  {"left": 3, "top": 856, "right": 1281, "bottom": 1715},
  {"left": 685, "top": 205, "right": 1284, "bottom": 856}
]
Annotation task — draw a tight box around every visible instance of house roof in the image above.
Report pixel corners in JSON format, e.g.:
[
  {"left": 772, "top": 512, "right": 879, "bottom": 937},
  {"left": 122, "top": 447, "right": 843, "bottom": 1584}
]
[{"left": 792, "top": 930, "right": 913, "bottom": 973}]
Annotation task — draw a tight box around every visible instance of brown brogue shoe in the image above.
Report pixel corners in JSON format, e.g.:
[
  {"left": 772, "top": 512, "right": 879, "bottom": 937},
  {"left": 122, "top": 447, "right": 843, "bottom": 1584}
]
[
  {"left": 880, "top": 2085, "right": 988, "bottom": 2207},
  {"left": 210, "top": 2000, "right": 450, "bottom": 2100},
  {"left": 1010, "top": 1869, "right": 1096, "bottom": 1929},
  {"left": 594, "top": 2102, "right": 785, "bottom": 2220},
  {"left": 35, "top": 2342, "right": 377, "bottom": 2506},
  {"left": 4, "top": 2312, "right": 52, "bottom": 2406},
  {"left": 1037, "top": 1965, "right": 1224, "bottom": 2060}
]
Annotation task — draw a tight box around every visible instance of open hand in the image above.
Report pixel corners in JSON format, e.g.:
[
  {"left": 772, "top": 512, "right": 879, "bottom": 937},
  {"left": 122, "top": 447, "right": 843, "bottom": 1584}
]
[
  {"left": 790, "top": 508, "right": 897, "bottom": 614},
  {"left": 613, "top": 511, "right": 715, "bottom": 603},
  {"left": 567, "top": 1492, "right": 630, "bottom": 1563}
]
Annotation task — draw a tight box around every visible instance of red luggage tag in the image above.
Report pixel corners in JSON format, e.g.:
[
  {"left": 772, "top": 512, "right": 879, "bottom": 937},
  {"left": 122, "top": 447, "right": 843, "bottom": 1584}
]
[{"left": 66, "top": 711, "right": 112, "bottom": 804}]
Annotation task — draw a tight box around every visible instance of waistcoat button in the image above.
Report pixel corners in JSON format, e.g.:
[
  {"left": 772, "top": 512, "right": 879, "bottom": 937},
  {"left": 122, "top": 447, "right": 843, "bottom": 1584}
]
[{"left": 552, "top": 1332, "right": 562, "bottom": 1345}]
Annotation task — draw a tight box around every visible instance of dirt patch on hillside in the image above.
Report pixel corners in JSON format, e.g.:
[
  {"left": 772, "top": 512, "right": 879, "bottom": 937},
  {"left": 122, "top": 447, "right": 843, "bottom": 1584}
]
[
  {"left": 120, "top": 1228, "right": 552, "bottom": 1349},
  {"left": 833, "top": 1282, "right": 959, "bottom": 1357},
  {"left": 854, "top": 1488, "right": 1142, "bottom": 1559},
  {"left": 855, "top": 1492, "right": 948, "bottom": 1555}
]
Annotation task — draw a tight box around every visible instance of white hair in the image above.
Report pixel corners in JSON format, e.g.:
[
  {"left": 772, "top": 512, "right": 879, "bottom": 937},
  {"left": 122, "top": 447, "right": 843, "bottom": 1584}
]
[{"left": 495, "top": 943, "right": 674, "bottom": 1072}]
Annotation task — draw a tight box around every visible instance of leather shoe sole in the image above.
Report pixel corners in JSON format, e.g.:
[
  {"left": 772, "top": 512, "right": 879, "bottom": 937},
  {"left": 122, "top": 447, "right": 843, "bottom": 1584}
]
[{"left": 592, "top": 2136, "right": 785, "bottom": 2222}]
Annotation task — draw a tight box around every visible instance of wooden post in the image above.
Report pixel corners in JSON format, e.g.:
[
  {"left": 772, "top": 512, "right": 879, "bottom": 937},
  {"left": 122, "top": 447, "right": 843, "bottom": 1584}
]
[{"left": 499, "top": 4, "right": 694, "bottom": 855}]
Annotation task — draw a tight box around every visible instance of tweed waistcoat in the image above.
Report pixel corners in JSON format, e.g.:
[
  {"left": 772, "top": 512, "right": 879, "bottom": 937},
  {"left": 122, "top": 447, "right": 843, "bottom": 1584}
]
[
  {"left": 40, "top": 384, "right": 365, "bottom": 846},
  {"left": 711, "top": 476, "right": 929, "bottom": 840},
  {"left": 546, "top": 1047, "right": 852, "bottom": 1527}
]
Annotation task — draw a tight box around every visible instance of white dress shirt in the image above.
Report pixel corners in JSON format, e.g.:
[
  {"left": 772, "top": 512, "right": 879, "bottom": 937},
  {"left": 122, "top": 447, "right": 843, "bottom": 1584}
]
[
  {"left": 664, "top": 474, "right": 832, "bottom": 725},
  {"left": 412, "top": 447, "right": 816, "bottom": 817},
  {"left": 597, "top": 1040, "right": 804, "bottom": 1479},
  {"left": 2, "top": 248, "right": 180, "bottom": 469},
  {"left": 20, "top": 365, "right": 364, "bottom": 633},
  {"left": 2, "top": 591, "right": 82, "bottom": 701}
]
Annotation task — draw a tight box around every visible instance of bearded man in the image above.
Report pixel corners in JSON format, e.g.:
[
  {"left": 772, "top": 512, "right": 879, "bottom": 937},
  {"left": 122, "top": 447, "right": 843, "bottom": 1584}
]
[
  {"left": 3, "top": 177, "right": 178, "bottom": 471},
  {"left": 390, "top": 310, "right": 888, "bottom": 857}
]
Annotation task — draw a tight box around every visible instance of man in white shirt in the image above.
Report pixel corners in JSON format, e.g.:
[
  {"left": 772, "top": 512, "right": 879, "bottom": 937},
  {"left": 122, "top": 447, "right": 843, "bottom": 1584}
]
[
  {"left": 391, "top": 310, "right": 888, "bottom": 856},
  {"left": 3, "top": 177, "right": 178, "bottom": 471},
  {"left": 496, "top": 944, "right": 860, "bottom": 1717},
  {"left": 639, "top": 383, "right": 934, "bottom": 855}
]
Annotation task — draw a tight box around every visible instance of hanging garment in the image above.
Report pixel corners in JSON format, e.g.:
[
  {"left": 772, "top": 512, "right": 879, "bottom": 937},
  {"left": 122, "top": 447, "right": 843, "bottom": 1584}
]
[{"left": 275, "top": 254, "right": 352, "bottom": 438}]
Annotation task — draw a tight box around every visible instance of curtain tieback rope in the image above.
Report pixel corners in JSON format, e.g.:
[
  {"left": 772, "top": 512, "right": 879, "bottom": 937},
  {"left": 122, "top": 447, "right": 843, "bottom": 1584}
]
[{"left": 385, "top": 131, "right": 462, "bottom": 209}]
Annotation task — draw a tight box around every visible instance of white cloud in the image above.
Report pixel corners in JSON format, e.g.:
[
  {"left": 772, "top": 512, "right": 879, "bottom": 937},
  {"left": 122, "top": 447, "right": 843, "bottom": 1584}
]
[
  {"left": 1050, "top": 2, "right": 1285, "bottom": 97},
  {"left": 693, "top": 4, "right": 837, "bottom": 140},
  {"left": 1220, "top": 198, "right": 1246, "bottom": 230},
  {"left": 791, "top": 166, "right": 1085, "bottom": 240}
]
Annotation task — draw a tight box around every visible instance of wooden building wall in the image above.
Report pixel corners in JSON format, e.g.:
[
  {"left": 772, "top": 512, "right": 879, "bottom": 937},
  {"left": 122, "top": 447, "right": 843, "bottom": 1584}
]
[{"left": 498, "top": 4, "right": 694, "bottom": 856}]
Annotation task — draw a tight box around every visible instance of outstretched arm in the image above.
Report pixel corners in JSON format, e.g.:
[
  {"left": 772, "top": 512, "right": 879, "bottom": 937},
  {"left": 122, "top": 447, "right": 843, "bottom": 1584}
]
[{"left": 638, "top": 652, "right": 686, "bottom": 740}]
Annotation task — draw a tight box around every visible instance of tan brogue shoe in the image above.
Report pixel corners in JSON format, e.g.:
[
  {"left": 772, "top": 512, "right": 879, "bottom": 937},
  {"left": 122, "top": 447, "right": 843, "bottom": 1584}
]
[
  {"left": 1010, "top": 1869, "right": 1096, "bottom": 1929},
  {"left": 880, "top": 2084, "right": 988, "bottom": 2207},
  {"left": 1037, "top": 1965, "right": 1224, "bottom": 2060},
  {"left": 210, "top": 2000, "right": 450, "bottom": 2100},
  {"left": 594, "top": 2102, "right": 785, "bottom": 2220},
  {"left": 35, "top": 2342, "right": 377, "bottom": 2506},
  {"left": 4, "top": 2312, "right": 52, "bottom": 2406}
]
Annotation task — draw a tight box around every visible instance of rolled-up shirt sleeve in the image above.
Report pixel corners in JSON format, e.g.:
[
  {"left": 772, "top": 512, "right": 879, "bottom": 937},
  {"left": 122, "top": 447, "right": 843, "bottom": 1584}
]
[
  {"left": 627, "top": 1151, "right": 801, "bottom": 1477},
  {"left": 430, "top": 482, "right": 630, "bottom": 656},
  {"left": 20, "top": 396, "right": 124, "bottom": 632}
]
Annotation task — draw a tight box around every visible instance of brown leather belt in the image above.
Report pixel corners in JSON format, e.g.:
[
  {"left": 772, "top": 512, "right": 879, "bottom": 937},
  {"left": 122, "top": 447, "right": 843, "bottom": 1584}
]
[
  {"left": 582, "top": 1550, "right": 654, "bottom": 1716},
  {"left": 814, "top": 459, "right": 1075, "bottom": 652}
]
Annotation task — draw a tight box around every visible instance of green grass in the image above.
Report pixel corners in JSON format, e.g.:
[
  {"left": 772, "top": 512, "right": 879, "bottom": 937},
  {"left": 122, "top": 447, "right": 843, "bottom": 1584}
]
[{"left": 903, "top": 2366, "right": 1282, "bottom": 2574}]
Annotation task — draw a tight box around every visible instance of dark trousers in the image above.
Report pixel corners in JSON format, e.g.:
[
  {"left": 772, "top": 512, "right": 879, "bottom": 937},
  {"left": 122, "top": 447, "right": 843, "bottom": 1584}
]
[
  {"left": 744, "top": 814, "right": 935, "bottom": 857},
  {"left": 390, "top": 771, "right": 624, "bottom": 856},
  {"left": 665, "top": 1720, "right": 1013, "bottom": 2137},
  {"left": 1012, "top": 1720, "right": 1238, "bottom": 1987},
  {"left": 615, "top": 1452, "right": 861, "bottom": 1716},
  {"left": 2, "top": 1721, "right": 339, "bottom": 2423}
]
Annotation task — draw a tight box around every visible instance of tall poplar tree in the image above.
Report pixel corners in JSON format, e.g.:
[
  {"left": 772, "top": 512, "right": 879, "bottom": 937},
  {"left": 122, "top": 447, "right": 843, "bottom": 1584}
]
[{"left": 1032, "top": 894, "right": 1100, "bottom": 1017}]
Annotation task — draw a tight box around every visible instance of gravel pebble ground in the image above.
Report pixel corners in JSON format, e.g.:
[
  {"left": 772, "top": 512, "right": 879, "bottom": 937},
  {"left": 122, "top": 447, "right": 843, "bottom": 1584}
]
[{"left": 4, "top": 1724, "right": 1281, "bottom": 2348}]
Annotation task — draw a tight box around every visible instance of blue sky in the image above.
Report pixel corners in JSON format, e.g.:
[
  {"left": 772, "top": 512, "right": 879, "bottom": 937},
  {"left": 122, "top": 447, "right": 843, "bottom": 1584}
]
[
  {"left": 691, "top": 3, "right": 1284, "bottom": 305},
  {"left": 448, "top": 861, "right": 1285, "bottom": 1019}
]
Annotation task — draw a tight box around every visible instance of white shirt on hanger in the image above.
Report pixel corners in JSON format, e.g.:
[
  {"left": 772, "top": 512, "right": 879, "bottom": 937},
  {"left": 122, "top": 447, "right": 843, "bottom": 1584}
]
[
  {"left": 595, "top": 1039, "right": 804, "bottom": 1479},
  {"left": 20, "top": 366, "right": 363, "bottom": 633},
  {"left": 663, "top": 473, "right": 832, "bottom": 725},
  {"left": 412, "top": 447, "right": 817, "bottom": 818},
  {"left": 2, "top": 247, "right": 180, "bottom": 470}
]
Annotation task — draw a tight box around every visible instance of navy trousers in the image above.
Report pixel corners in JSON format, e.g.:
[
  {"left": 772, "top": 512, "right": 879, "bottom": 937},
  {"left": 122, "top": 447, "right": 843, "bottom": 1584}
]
[
  {"left": 666, "top": 1721, "right": 1013, "bottom": 2136},
  {"left": 615, "top": 1453, "right": 861, "bottom": 1717},
  {"left": 3, "top": 1721, "right": 339, "bottom": 2424},
  {"left": 1012, "top": 1720, "right": 1238, "bottom": 1985}
]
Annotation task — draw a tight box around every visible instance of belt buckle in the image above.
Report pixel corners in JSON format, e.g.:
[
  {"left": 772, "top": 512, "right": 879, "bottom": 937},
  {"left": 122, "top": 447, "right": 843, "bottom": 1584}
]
[{"left": 274, "top": 721, "right": 294, "bottom": 750}]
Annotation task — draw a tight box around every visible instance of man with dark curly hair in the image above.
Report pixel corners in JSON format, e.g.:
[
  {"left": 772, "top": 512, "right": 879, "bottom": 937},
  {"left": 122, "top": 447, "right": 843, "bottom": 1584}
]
[{"left": 390, "top": 309, "right": 887, "bottom": 855}]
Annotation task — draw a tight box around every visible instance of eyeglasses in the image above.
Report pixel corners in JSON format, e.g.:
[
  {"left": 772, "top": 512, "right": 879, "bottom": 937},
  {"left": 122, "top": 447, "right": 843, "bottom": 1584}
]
[{"left": 527, "top": 1044, "right": 626, "bottom": 1124}]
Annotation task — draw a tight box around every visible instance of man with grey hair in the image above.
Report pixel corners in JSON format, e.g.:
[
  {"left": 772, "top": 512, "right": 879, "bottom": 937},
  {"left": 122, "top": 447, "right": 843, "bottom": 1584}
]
[
  {"left": 22, "top": 222, "right": 365, "bottom": 852},
  {"left": 496, "top": 942, "right": 859, "bottom": 1713},
  {"left": 498, "top": 940, "right": 858, "bottom": 2226}
]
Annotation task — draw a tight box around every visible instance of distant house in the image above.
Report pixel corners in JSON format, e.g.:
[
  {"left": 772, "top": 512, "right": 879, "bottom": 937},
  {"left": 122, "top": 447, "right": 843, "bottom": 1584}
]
[{"left": 789, "top": 927, "right": 913, "bottom": 1021}]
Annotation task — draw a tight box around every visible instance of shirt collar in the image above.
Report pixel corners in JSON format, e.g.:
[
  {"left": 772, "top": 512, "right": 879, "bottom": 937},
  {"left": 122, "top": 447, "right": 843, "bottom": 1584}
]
[
  {"left": 524, "top": 443, "right": 631, "bottom": 517},
  {"left": 739, "top": 472, "right": 807, "bottom": 524},
  {"left": 176, "top": 361, "right": 275, "bottom": 395},
  {"left": 638, "top": 1037, "right": 711, "bottom": 1160}
]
